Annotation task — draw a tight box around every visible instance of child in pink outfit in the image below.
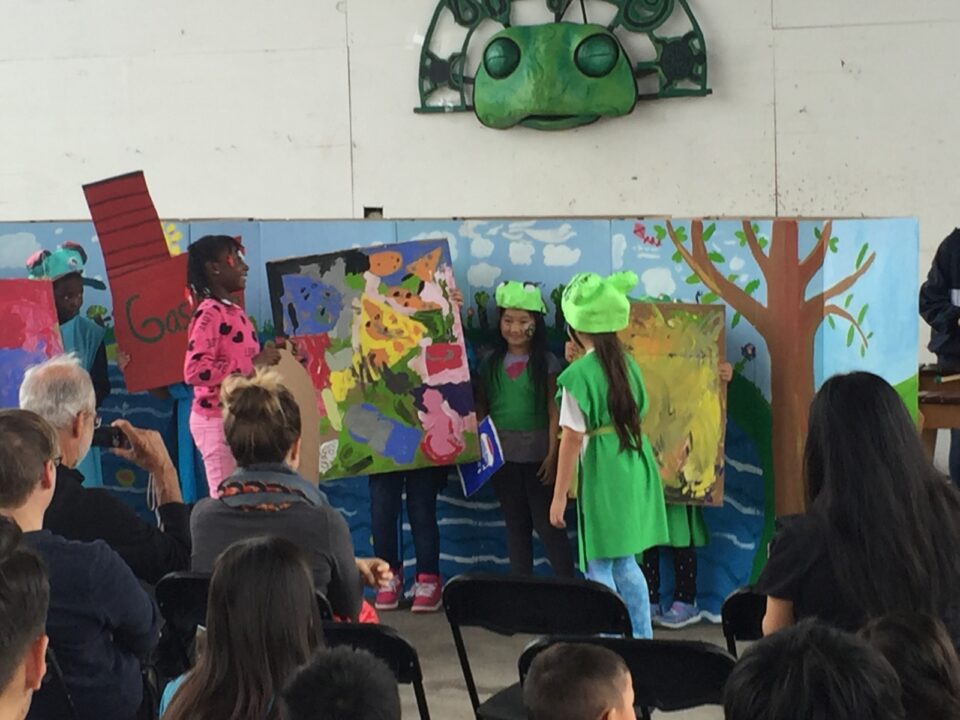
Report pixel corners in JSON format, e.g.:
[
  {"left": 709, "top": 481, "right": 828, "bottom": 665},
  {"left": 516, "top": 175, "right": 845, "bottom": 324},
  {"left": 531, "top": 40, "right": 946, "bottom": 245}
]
[{"left": 184, "top": 236, "right": 280, "bottom": 497}]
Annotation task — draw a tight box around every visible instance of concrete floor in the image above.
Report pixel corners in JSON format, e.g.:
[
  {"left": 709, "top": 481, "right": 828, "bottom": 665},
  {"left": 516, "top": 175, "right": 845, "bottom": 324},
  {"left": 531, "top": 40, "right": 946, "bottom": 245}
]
[{"left": 385, "top": 609, "right": 728, "bottom": 720}]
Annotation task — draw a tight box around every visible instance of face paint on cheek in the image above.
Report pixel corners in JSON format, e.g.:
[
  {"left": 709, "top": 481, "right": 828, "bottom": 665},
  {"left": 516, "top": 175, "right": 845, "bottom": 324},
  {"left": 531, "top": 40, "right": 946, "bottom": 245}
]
[
  {"left": 525, "top": 325, "right": 535, "bottom": 337},
  {"left": 226, "top": 255, "right": 237, "bottom": 268}
]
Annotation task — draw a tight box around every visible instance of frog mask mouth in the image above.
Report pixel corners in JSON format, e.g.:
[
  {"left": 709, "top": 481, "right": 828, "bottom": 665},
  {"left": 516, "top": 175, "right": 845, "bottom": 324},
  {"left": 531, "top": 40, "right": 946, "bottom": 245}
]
[{"left": 473, "top": 24, "right": 636, "bottom": 130}]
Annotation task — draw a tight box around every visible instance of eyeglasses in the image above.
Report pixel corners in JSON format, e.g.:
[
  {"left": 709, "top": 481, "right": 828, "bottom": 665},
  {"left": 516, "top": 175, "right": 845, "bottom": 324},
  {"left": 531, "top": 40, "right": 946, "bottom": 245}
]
[
  {"left": 94, "top": 416, "right": 102, "bottom": 429},
  {"left": 50, "top": 456, "right": 62, "bottom": 468}
]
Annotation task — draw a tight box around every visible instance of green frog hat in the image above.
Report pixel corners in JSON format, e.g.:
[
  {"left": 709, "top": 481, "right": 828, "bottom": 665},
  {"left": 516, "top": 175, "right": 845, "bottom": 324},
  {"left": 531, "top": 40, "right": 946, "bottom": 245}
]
[
  {"left": 495, "top": 281, "right": 547, "bottom": 314},
  {"left": 26, "top": 242, "right": 106, "bottom": 289},
  {"left": 562, "top": 271, "right": 637, "bottom": 333}
]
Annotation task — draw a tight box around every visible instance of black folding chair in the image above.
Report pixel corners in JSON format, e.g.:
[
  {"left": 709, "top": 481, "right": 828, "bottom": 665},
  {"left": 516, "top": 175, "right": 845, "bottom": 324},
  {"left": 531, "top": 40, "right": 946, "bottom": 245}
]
[
  {"left": 322, "top": 621, "right": 431, "bottom": 720},
  {"left": 443, "top": 573, "right": 633, "bottom": 720},
  {"left": 155, "top": 571, "right": 334, "bottom": 673},
  {"left": 519, "top": 635, "right": 736, "bottom": 720},
  {"left": 721, "top": 586, "right": 766, "bottom": 657}
]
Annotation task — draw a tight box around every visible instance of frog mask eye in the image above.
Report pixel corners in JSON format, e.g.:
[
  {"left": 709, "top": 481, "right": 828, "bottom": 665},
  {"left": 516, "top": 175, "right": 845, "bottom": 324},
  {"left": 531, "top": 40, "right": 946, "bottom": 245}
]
[
  {"left": 575, "top": 33, "right": 620, "bottom": 78},
  {"left": 484, "top": 37, "right": 521, "bottom": 79}
]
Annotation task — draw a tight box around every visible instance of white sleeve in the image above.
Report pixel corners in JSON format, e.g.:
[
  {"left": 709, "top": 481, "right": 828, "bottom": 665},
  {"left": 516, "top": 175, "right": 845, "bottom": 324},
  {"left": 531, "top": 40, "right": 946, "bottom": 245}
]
[{"left": 559, "top": 387, "right": 587, "bottom": 433}]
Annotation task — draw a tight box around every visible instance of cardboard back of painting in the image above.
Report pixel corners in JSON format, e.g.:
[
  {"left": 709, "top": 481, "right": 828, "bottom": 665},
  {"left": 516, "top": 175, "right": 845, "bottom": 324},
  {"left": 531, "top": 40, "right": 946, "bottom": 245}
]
[
  {"left": 0, "top": 280, "right": 64, "bottom": 408},
  {"left": 274, "top": 348, "right": 321, "bottom": 486},
  {"left": 621, "top": 302, "right": 726, "bottom": 506}
]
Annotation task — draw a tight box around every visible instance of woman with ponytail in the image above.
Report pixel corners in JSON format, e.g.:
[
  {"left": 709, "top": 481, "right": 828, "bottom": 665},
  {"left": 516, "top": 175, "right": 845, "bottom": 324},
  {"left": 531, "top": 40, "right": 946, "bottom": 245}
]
[
  {"left": 550, "top": 272, "right": 669, "bottom": 638},
  {"left": 189, "top": 369, "right": 392, "bottom": 621}
]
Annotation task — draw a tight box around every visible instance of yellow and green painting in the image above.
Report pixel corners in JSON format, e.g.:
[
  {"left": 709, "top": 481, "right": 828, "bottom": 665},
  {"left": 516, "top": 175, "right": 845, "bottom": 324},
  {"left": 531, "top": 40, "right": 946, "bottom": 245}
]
[{"left": 622, "top": 302, "right": 726, "bottom": 506}]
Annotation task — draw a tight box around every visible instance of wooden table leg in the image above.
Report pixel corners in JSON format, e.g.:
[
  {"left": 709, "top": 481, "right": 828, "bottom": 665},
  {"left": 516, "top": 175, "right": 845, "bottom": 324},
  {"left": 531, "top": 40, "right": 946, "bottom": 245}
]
[{"left": 922, "top": 427, "right": 939, "bottom": 461}]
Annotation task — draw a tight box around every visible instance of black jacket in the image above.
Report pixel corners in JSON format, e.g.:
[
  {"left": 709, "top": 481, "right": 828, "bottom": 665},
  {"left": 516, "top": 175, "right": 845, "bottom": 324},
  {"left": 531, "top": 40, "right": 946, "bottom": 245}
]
[
  {"left": 921, "top": 229, "right": 960, "bottom": 362},
  {"left": 26, "top": 530, "right": 160, "bottom": 720},
  {"left": 44, "top": 465, "right": 192, "bottom": 584}
]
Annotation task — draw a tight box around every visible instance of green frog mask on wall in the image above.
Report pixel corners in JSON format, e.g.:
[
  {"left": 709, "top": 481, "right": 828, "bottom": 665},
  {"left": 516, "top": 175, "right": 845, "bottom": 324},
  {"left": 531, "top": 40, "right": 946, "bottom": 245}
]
[{"left": 416, "top": 0, "right": 711, "bottom": 130}]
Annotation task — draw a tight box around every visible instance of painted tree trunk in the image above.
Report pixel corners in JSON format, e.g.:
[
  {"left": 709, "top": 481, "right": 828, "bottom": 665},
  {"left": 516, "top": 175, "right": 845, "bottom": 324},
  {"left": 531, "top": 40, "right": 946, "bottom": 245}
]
[{"left": 764, "top": 221, "right": 816, "bottom": 516}]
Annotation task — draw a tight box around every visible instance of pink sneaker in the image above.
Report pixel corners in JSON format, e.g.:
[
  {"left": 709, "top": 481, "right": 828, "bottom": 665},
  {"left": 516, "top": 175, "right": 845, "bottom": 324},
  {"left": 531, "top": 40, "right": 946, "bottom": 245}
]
[
  {"left": 411, "top": 573, "right": 442, "bottom": 613},
  {"left": 375, "top": 570, "right": 403, "bottom": 610}
]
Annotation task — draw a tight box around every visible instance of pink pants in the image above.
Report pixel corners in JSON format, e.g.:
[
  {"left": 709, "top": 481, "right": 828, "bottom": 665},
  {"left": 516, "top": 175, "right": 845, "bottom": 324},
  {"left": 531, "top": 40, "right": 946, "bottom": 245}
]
[{"left": 189, "top": 411, "right": 237, "bottom": 498}]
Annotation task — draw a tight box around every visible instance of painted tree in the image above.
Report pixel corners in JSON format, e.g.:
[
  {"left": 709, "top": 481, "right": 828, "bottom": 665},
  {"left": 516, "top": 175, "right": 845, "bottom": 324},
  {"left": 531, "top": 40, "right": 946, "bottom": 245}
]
[{"left": 667, "top": 219, "right": 876, "bottom": 516}]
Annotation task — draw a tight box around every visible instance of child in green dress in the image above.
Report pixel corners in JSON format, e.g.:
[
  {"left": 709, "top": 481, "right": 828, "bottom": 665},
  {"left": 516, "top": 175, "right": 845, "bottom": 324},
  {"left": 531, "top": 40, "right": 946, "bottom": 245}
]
[{"left": 550, "top": 271, "right": 669, "bottom": 638}]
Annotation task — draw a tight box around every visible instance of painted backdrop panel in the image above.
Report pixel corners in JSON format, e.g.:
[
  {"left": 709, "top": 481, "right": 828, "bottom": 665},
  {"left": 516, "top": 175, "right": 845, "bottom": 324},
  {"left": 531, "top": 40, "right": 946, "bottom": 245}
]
[
  {"left": 266, "top": 238, "right": 479, "bottom": 480},
  {"left": 623, "top": 302, "right": 726, "bottom": 506}
]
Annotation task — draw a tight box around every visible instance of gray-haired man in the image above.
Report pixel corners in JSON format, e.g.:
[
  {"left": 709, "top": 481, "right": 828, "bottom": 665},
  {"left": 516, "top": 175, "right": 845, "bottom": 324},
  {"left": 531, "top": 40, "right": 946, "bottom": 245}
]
[{"left": 19, "top": 354, "right": 191, "bottom": 583}]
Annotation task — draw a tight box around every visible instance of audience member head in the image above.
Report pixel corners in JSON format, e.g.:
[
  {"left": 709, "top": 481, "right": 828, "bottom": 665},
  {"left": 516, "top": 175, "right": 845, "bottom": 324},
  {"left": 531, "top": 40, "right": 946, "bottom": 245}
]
[
  {"left": 0, "top": 516, "right": 49, "bottom": 719},
  {"left": 19, "top": 354, "right": 96, "bottom": 470},
  {"left": 523, "top": 642, "right": 635, "bottom": 720},
  {"left": 724, "top": 619, "right": 904, "bottom": 720},
  {"left": 162, "top": 536, "right": 322, "bottom": 720},
  {"left": 282, "top": 647, "right": 400, "bottom": 720},
  {"left": 221, "top": 369, "right": 301, "bottom": 469},
  {"left": 803, "top": 371, "right": 960, "bottom": 622},
  {"left": 0, "top": 410, "right": 59, "bottom": 528},
  {"left": 861, "top": 613, "right": 960, "bottom": 720}
]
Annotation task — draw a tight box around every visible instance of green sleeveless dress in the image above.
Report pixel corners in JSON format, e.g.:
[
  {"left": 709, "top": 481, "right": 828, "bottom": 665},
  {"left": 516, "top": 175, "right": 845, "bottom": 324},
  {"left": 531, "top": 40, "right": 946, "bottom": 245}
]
[{"left": 557, "top": 352, "right": 669, "bottom": 569}]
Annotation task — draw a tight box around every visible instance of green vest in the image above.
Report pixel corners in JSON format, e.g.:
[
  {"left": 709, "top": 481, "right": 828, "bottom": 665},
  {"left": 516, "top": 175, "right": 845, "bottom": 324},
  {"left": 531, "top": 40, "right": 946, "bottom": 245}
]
[{"left": 481, "top": 356, "right": 547, "bottom": 432}]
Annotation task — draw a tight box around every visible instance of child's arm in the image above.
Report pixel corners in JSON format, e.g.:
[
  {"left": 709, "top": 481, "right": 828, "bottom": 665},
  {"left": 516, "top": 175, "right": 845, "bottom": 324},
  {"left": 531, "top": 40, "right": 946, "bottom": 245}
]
[
  {"left": 719, "top": 361, "right": 733, "bottom": 383},
  {"left": 550, "top": 426, "right": 583, "bottom": 528}
]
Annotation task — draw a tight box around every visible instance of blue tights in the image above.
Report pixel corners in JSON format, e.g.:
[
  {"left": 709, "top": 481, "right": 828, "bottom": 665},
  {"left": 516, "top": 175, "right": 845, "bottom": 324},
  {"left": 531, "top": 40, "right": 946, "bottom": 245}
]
[{"left": 585, "top": 556, "right": 653, "bottom": 639}]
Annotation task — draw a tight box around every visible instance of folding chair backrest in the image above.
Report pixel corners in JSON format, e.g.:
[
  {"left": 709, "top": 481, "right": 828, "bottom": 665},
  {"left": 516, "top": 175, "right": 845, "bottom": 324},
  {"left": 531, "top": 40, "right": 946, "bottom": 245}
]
[
  {"left": 721, "top": 586, "right": 766, "bottom": 657},
  {"left": 321, "top": 622, "right": 430, "bottom": 720},
  {"left": 155, "top": 571, "right": 334, "bottom": 625},
  {"left": 443, "top": 573, "right": 633, "bottom": 714},
  {"left": 520, "top": 636, "right": 736, "bottom": 715},
  {"left": 443, "top": 573, "right": 633, "bottom": 637},
  {"left": 155, "top": 572, "right": 210, "bottom": 632}
]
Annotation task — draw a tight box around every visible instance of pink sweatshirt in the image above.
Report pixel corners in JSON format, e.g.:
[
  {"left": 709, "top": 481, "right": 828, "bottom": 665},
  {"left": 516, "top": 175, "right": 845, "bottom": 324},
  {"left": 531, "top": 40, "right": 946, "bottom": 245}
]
[{"left": 184, "top": 298, "right": 260, "bottom": 418}]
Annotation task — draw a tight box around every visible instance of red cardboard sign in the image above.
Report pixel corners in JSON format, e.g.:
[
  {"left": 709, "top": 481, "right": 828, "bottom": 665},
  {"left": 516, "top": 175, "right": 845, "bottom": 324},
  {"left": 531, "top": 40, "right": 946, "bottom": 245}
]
[
  {"left": 110, "top": 254, "right": 191, "bottom": 392},
  {"left": 83, "top": 171, "right": 170, "bottom": 279}
]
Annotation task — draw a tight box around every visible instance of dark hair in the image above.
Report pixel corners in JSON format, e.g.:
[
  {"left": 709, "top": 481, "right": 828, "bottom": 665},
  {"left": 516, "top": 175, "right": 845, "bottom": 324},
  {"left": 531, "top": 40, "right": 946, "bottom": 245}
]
[
  {"left": 804, "top": 372, "right": 960, "bottom": 624},
  {"left": 523, "top": 642, "right": 630, "bottom": 720},
  {"left": 282, "top": 647, "right": 400, "bottom": 720},
  {"left": 724, "top": 620, "right": 905, "bottom": 720},
  {"left": 162, "top": 537, "right": 322, "bottom": 720},
  {"left": 578, "top": 331, "right": 643, "bottom": 452},
  {"left": 221, "top": 370, "right": 301, "bottom": 466},
  {"left": 187, "top": 235, "right": 239, "bottom": 302},
  {"left": 861, "top": 613, "right": 960, "bottom": 720},
  {"left": 0, "top": 410, "right": 59, "bottom": 508},
  {"left": 484, "top": 307, "right": 549, "bottom": 406},
  {"left": 0, "top": 517, "right": 48, "bottom": 694}
]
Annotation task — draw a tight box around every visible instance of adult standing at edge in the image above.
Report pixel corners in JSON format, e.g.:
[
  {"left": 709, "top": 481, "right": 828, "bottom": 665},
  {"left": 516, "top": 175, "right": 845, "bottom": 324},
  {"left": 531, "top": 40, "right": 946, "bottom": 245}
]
[{"left": 920, "top": 228, "right": 960, "bottom": 485}]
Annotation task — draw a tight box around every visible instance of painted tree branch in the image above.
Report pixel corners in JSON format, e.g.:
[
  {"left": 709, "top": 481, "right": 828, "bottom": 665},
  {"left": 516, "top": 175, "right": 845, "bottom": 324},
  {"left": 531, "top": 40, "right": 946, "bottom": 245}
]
[
  {"left": 799, "top": 220, "right": 832, "bottom": 286},
  {"left": 824, "top": 304, "right": 869, "bottom": 346},
  {"left": 814, "top": 252, "right": 877, "bottom": 306},
  {"left": 667, "top": 220, "right": 767, "bottom": 332},
  {"left": 741, "top": 220, "right": 770, "bottom": 274}
]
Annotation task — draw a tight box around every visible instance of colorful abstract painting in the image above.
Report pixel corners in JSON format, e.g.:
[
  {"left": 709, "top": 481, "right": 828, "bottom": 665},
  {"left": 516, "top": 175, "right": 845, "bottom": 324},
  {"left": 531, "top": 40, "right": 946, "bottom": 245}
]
[
  {"left": 0, "top": 279, "right": 64, "bottom": 408},
  {"left": 266, "top": 238, "right": 479, "bottom": 480},
  {"left": 622, "top": 302, "right": 726, "bottom": 506}
]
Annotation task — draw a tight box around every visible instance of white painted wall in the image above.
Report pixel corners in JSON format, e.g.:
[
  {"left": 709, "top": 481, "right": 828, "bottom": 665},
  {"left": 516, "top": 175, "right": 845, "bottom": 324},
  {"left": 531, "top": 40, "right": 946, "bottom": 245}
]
[{"left": 1, "top": 0, "right": 958, "bottom": 354}]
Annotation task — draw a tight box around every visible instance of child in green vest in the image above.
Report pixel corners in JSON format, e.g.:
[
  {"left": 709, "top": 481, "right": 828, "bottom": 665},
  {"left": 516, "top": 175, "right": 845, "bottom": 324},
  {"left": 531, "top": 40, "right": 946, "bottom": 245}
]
[
  {"left": 477, "top": 281, "right": 574, "bottom": 577},
  {"left": 550, "top": 271, "right": 669, "bottom": 638}
]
